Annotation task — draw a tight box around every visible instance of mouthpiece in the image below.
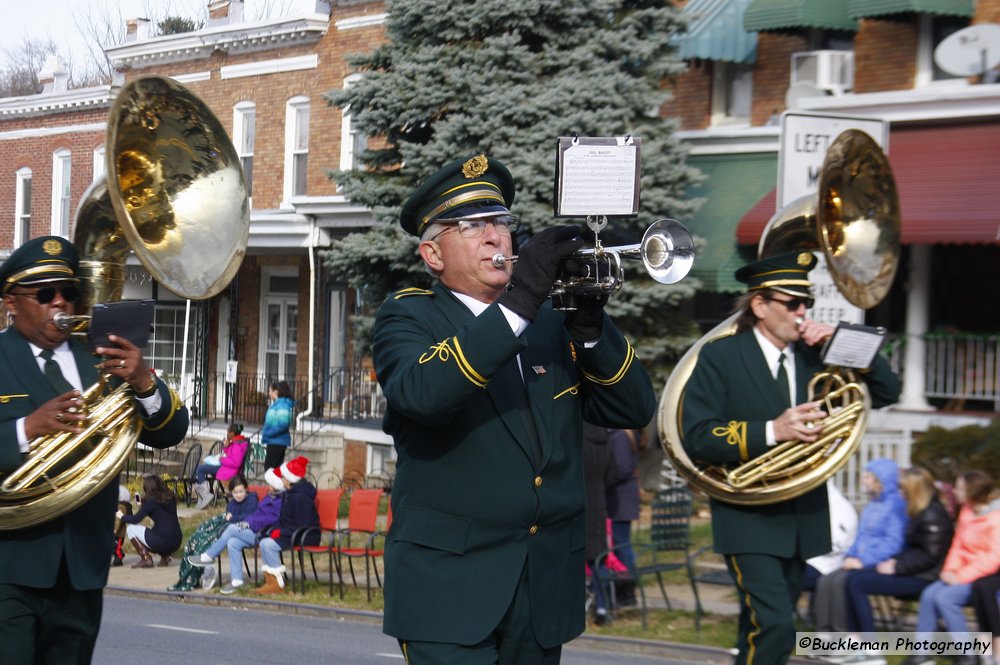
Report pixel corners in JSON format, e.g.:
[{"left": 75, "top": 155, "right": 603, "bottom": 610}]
[
  {"left": 491, "top": 253, "right": 515, "bottom": 269},
  {"left": 53, "top": 312, "right": 89, "bottom": 331}
]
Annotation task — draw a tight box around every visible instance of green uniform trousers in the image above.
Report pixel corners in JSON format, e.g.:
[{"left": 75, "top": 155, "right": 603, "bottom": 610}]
[
  {"left": 399, "top": 563, "right": 562, "bottom": 665},
  {"left": 726, "top": 552, "right": 805, "bottom": 665},
  {"left": 0, "top": 565, "right": 102, "bottom": 665}
]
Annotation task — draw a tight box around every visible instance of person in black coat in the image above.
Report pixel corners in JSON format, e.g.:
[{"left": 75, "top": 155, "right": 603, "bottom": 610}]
[
  {"left": 253, "top": 456, "right": 318, "bottom": 594},
  {"left": 118, "top": 474, "right": 183, "bottom": 568},
  {"left": 582, "top": 423, "right": 617, "bottom": 625},
  {"left": 844, "top": 466, "right": 954, "bottom": 632}
]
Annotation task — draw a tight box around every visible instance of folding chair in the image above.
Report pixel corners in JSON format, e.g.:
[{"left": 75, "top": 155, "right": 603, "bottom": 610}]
[
  {"left": 292, "top": 488, "right": 345, "bottom": 595},
  {"left": 332, "top": 488, "right": 384, "bottom": 599},
  {"left": 361, "top": 499, "right": 392, "bottom": 601}
]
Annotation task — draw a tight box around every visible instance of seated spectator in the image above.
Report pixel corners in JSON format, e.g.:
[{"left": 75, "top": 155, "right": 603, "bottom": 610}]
[
  {"left": 254, "top": 456, "right": 319, "bottom": 595},
  {"left": 118, "top": 474, "right": 182, "bottom": 569},
  {"left": 813, "top": 459, "right": 907, "bottom": 636},
  {"left": 193, "top": 423, "right": 249, "bottom": 510},
  {"left": 903, "top": 470, "right": 1000, "bottom": 665},
  {"left": 969, "top": 570, "right": 1000, "bottom": 665},
  {"left": 803, "top": 481, "right": 859, "bottom": 593},
  {"left": 185, "top": 470, "right": 285, "bottom": 594},
  {"left": 844, "top": 466, "right": 953, "bottom": 633}
]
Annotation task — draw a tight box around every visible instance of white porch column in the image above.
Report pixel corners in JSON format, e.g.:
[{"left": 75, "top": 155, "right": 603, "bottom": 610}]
[{"left": 898, "top": 244, "right": 933, "bottom": 410}]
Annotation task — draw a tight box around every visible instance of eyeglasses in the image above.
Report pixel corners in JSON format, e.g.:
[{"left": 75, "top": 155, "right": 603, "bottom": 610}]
[
  {"left": 430, "top": 215, "right": 519, "bottom": 241},
  {"left": 9, "top": 285, "right": 80, "bottom": 304},
  {"left": 766, "top": 295, "right": 814, "bottom": 311}
]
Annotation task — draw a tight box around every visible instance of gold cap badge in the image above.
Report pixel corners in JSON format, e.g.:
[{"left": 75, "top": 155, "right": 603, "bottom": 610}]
[
  {"left": 461, "top": 155, "right": 489, "bottom": 179},
  {"left": 42, "top": 240, "right": 63, "bottom": 256},
  {"left": 797, "top": 252, "right": 813, "bottom": 266}
]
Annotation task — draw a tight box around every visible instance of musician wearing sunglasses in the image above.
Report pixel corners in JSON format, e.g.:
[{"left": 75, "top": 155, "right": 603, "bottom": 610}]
[
  {"left": 681, "top": 251, "right": 900, "bottom": 665},
  {"left": 0, "top": 236, "right": 189, "bottom": 665},
  {"left": 372, "top": 154, "right": 655, "bottom": 664}
]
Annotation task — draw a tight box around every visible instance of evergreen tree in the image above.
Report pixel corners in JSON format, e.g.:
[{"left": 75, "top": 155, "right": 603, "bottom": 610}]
[{"left": 322, "top": 0, "right": 704, "bottom": 385}]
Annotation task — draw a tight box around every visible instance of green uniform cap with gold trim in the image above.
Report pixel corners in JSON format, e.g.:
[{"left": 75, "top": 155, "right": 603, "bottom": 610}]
[
  {"left": 734, "top": 251, "right": 816, "bottom": 297},
  {"left": 0, "top": 236, "right": 79, "bottom": 294},
  {"left": 400, "top": 154, "right": 515, "bottom": 237}
]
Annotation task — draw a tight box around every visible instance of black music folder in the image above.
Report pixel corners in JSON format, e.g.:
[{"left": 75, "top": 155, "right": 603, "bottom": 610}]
[{"left": 87, "top": 300, "right": 155, "bottom": 352}]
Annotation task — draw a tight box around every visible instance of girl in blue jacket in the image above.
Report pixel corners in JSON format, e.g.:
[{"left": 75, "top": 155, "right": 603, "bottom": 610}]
[{"left": 261, "top": 380, "right": 295, "bottom": 469}]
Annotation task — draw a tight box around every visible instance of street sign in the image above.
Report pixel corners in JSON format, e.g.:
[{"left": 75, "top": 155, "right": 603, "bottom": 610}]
[
  {"left": 778, "top": 112, "right": 889, "bottom": 324},
  {"left": 778, "top": 111, "right": 888, "bottom": 208}
]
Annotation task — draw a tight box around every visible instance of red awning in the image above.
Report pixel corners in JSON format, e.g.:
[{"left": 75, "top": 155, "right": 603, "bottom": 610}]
[{"left": 736, "top": 121, "right": 1000, "bottom": 245}]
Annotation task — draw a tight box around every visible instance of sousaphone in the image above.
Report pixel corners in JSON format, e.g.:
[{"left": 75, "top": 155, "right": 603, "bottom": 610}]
[
  {"left": 658, "top": 129, "right": 900, "bottom": 505},
  {"left": 0, "top": 76, "right": 250, "bottom": 529}
]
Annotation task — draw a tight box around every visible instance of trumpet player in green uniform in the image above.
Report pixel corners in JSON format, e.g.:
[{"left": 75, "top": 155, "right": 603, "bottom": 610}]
[
  {"left": 681, "top": 252, "right": 901, "bottom": 665},
  {"left": 373, "top": 154, "right": 656, "bottom": 664}
]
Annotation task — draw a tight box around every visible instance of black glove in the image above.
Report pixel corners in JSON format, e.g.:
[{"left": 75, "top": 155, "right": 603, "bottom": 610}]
[
  {"left": 498, "top": 225, "right": 583, "bottom": 321},
  {"left": 563, "top": 294, "right": 609, "bottom": 343}
]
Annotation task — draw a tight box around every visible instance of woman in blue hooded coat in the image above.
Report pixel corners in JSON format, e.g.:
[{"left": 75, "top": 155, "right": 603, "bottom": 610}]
[{"left": 812, "top": 458, "right": 908, "bottom": 633}]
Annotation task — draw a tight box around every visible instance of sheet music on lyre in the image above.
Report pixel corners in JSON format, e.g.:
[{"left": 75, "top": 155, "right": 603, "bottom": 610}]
[{"left": 820, "top": 322, "right": 887, "bottom": 369}]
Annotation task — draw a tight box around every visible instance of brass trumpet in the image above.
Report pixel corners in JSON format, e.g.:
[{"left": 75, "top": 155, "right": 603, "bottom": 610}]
[{"left": 491, "top": 219, "right": 694, "bottom": 307}]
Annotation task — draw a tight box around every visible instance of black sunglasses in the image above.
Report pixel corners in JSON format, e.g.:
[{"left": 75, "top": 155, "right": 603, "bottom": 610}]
[
  {"left": 766, "top": 295, "right": 814, "bottom": 311},
  {"left": 10, "top": 285, "right": 80, "bottom": 305}
]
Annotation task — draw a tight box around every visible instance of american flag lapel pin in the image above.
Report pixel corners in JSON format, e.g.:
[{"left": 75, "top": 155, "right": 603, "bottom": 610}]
[{"left": 532, "top": 365, "right": 546, "bottom": 375}]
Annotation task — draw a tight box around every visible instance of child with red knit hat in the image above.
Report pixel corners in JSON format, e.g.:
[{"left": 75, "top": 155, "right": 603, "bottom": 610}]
[{"left": 254, "top": 456, "right": 319, "bottom": 594}]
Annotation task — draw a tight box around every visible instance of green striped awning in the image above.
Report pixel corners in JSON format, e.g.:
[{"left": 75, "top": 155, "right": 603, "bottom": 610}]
[
  {"left": 847, "top": 0, "right": 974, "bottom": 19},
  {"left": 744, "top": 0, "right": 857, "bottom": 32},
  {"left": 675, "top": 0, "right": 758, "bottom": 64},
  {"left": 684, "top": 153, "right": 777, "bottom": 293}
]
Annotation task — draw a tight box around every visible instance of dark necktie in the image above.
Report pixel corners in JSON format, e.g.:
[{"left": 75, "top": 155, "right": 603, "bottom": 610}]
[
  {"left": 776, "top": 352, "right": 791, "bottom": 407},
  {"left": 40, "top": 349, "right": 74, "bottom": 394}
]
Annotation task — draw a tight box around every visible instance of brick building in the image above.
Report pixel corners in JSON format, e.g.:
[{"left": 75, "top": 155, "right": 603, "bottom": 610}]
[
  {"left": 663, "top": 0, "right": 1000, "bottom": 485},
  {"left": 0, "top": 0, "right": 394, "bottom": 485}
]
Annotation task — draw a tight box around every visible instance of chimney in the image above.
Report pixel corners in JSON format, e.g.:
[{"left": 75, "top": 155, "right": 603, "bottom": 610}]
[
  {"left": 125, "top": 18, "right": 151, "bottom": 42},
  {"left": 37, "top": 56, "right": 69, "bottom": 94},
  {"left": 208, "top": 0, "right": 245, "bottom": 25}
]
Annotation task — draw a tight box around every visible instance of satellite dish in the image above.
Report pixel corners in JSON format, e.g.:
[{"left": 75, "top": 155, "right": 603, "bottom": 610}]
[
  {"left": 785, "top": 82, "right": 829, "bottom": 109},
  {"left": 933, "top": 23, "right": 1000, "bottom": 77}
]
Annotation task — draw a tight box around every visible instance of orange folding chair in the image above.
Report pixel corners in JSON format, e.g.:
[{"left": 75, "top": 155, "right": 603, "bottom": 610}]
[
  {"left": 291, "top": 488, "right": 344, "bottom": 595},
  {"left": 331, "top": 488, "right": 383, "bottom": 599}
]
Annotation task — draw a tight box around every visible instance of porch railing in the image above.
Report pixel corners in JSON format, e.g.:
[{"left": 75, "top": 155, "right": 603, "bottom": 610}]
[
  {"left": 881, "top": 332, "right": 1000, "bottom": 410},
  {"left": 189, "top": 366, "right": 385, "bottom": 425}
]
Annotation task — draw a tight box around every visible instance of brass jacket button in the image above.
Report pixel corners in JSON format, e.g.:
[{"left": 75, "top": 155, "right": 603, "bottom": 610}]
[{"left": 529, "top": 525, "right": 539, "bottom": 535}]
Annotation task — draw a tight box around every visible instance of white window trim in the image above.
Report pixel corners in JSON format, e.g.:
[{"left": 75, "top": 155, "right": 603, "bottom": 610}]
[
  {"left": 232, "top": 101, "right": 256, "bottom": 206},
  {"left": 14, "top": 167, "right": 32, "bottom": 247},
  {"left": 339, "top": 74, "right": 364, "bottom": 172},
  {"left": 257, "top": 265, "right": 299, "bottom": 381},
  {"left": 51, "top": 149, "right": 71, "bottom": 237},
  {"left": 710, "top": 61, "right": 752, "bottom": 128},
  {"left": 282, "top": 95, "right": 310, "bottom": 207},
  {"left": 93, "top": 145, "right": 106, "bottom": 182}
]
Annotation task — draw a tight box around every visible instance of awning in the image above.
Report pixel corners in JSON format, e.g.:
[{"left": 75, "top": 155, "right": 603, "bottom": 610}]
[
  {"left": 847, "top": 0, "right": 974, "bottom": 19},
  {"left": 744, "top": 0, "right": 857, "bottom": 32},
  {"left": 686, "top": 153, "right": 777, "bottom": 291},
  {"left": 736, "top": 122, "right": 1000, "bottom": 245},
  {"left": 675, "top": 0, "right": 758, "bottom": 64}
]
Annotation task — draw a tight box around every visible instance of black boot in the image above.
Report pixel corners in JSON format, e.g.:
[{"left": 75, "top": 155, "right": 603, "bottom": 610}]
[{"left": 130, "top": 537, "right": 154, "bottom": 569}]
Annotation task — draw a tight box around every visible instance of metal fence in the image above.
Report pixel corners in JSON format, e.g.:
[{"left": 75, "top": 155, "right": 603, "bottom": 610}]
[{"left": 882, "top": 332, "right": 1000, "bottom": 410}]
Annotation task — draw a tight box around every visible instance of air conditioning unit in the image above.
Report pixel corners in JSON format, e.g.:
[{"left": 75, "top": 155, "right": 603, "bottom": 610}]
[{"left": 791, "top": 50, "right": 854, "bottom": 94}]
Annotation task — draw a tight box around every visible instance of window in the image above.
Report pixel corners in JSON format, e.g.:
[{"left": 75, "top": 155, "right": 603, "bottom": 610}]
[
  {"left": 260, "top": 268, "right": 299, "bottom": 381},
  {"left": 917, "top": 14, "right": 969, "bottom": 86},
  {"left": 710, "top": 62, "right": 753, "bottom": 127},
  {"left": 233, "top": 102, "right": 256, "bottom": 199},
  {"left": 284, "top": 96, "right": 310, "bottom": 202},
  {"left": 339, "top": 74, "right": 366, "bottom": 171},
  {"left": 51, "top": 149, "right": 71, "bottom": 236},
  {"left": 93, "top": 145, "right": 106, "bottom": 181},
  {"left": 146, "top": 303, "right": 198, "bottom": 384},
  {"left": 15, "top": 168, "right": 32, "bottom": 247}
]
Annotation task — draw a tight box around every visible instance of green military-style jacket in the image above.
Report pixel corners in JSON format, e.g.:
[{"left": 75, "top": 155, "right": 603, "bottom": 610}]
[
  {"left": 0, "top": 327, "right": 189, "bottom": 590},
  {"left": 681, "top": 329, "right": 901, "bottom": 559},
  {"left": 373, "top": 284, "right": 656, "bottom": 648}
]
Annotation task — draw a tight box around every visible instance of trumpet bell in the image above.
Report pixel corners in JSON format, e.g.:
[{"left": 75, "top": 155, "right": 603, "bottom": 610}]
[
  {"left": 105, "top": 75, "right": 250, "bottom": 300},
  {"left": 639, "top": 218, "right": 695, "bottom": 285}
]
